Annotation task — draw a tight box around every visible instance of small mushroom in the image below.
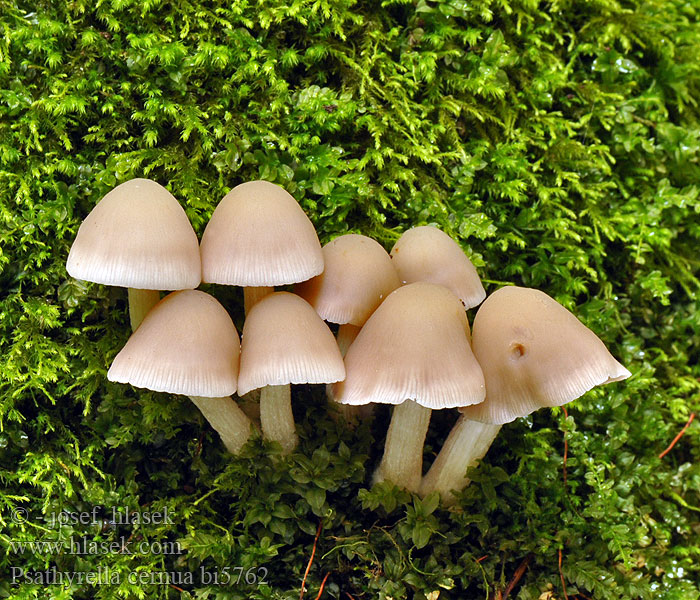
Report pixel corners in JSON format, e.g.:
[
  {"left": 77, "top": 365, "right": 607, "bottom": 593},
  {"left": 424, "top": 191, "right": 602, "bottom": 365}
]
[
  {"left": 297, "top": 233, "right": 400, "bottom": 354},
  {"left": 420, "top": 286, "right": 631, "bottom": 502},
  {"left": 390, "top": 225, "right": 485, "bottom": 309},
  {"left": 66, "top": 178, "right": 201, "bottom": 330},
  {"left": 199, "top": 180, "right": 323, "bottom": 313},
  {"left": 237, "top": 292, "right": 345, "bottom": 453},
  {"left": 107, "top": 290, "right": 253, "bottom": 454},
  {"left": 296, "top": 234, "right": 400, "bottom": 423},
  {"left": 332, "top": 283, "right": 485, "bottom": 492}
]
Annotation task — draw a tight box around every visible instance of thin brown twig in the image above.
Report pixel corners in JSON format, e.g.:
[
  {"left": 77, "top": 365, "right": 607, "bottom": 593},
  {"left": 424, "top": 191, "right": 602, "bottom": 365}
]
[
  {"left": 345, "top": 593, "right": 356, "bottom": 600},
  {"left": 558, "top": 549, "right": 569, "bottom": 600},
  {"left": 658, "top": 413, "right": 695, "bottom": 459},
  {"left": 300, "top": 520, "right": 324, "bottom": 600},
  {"left": 169, "top": 584, "right": 185, "bottom": 592},
  {"left": 314, "top": 572, "right": 331, "bottom": 600},
  {"left": 503, "top": 554, "right": 534, "bottom": 599},
  {"left": 476, "top": 554, "right": 489, "bottom": 563}
]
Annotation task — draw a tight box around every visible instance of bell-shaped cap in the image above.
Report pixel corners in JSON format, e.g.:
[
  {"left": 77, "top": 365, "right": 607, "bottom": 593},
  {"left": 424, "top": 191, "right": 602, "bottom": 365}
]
[
  {"left": 461, "top": 286, "right": 632, "bottom": 424},
  {"left": 237, "top": 292, "right": 345, "bottom": 394},
  {"left": 332, "top": 282, "right": 485, "bottom": 409},
  {"left": 296, "top": 234, "right": 400, "bottom": 326},
  {"left": 390, "top": 226, "right": 486, "bottom": 309},
  {"left": 108, "top": 290, "right": 240, "bottom": 397},
  {"left": 66, "top": 178, "right": 201, "bottom": 290},
  {"left": 200, "top": 180, "right": 323, "bottom": 287}
]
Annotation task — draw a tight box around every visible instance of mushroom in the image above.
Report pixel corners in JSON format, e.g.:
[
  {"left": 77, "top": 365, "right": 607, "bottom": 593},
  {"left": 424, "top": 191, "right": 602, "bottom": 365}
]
[
  {"left": 390, "top": 225, "right": 485, "bottom": 309},
  {"left": 331, "top": 283, "right": 485, "bottom": 492},
  {"left": 297, "top": 233, "right": 400, "bottom": 355},
  {"left": 66, "top": 178, "right": 201, "bottom": 330},
  {"left": 237, "top": 292, "right": 345, "bottom": 453},
  {"left": 107, "top": 290, "right": 253, "bottom": 454},
  {"left": 296, "top": 234, "right": 400, "bottom": 423},
  {"left": 199, "top": 180, "right": 323, "bottom": 313},
  {"left": 419, "top": 286, "right": 631, "bottom": 503}
]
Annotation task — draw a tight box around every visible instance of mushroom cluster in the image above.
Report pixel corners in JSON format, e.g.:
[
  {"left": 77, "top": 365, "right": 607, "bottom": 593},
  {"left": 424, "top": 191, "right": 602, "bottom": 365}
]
[{"left": 67, "top": 178, "right": 630, "bottom": 503}]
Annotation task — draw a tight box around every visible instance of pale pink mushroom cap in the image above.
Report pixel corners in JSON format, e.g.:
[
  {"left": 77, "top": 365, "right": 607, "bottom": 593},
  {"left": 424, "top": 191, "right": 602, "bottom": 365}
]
[
  {"left": 461, "top": 286, "right": 632, "bottom": 424},
  {"left": 237, "top": 292, "right": 345, "bottom": 395},
  {"left": 66, "top": 178, "right": 201, "bottom": 289},
  {"left": 296, "top": 234, "right": 400, "bottom": 326},
  {"left": 200, "top": 180, "right": 323, "bottom": 287},
  {"left": 108, "top": 290, "right": 240, "bottom": 397},
  {"left": 390, "top": 226, "right": 486, "bottom": 309},
  {"left": 332, "top": 282, "right": 485, "bottom": 409}
]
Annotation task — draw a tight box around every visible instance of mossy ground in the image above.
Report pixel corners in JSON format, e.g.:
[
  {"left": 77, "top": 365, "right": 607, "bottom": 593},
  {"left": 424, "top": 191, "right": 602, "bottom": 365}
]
[{"left": 1, "top": 0, "right": 699, "bottom": 598}]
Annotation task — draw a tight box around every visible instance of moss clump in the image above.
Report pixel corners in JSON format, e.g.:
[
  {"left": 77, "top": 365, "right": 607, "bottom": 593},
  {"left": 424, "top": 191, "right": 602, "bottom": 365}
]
[{"left": 1, "top": 0, "right": 699, "bottom": 598}]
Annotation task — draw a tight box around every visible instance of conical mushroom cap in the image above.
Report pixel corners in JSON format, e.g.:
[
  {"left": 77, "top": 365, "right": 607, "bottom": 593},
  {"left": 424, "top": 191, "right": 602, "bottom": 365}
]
[
  {"left": 461, "top": 286, "right": 631, "bottom": 424},
  {"left": 237, "top": 292, "right": 345, "bottom": 394},
  {"left": 296, "top": 234, "right": 400, "bottom": 326},
  {"left": 332, "top": 282, "right": 485, "bottom": 409},
  {"left": 108, "top": 290, "right": 240, "bottom": 397},
  {"left": 66, "top": 178, "right": 201, "bottom": 290},
  {"left": 200, "top": 180, "right": 323, "bottom": 286},
  {"left": 390, "top": 226, "right": 486, "bottom": 309}
]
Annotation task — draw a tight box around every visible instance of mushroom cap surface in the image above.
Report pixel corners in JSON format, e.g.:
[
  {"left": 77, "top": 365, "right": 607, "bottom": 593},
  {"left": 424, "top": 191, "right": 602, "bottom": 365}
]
[
  {"left": 296, "top": 234, "right": 400, "bottom": 326},
  {"left": 332, "top": 282, "right": 485, "bottom": 409},
  {"left": 200, "top": 180, "right": 323, "bottom": 286},
  {"left": 108, "top": 290, "right": 240, "bottom": 397},
  {"left": 237, "top": 292, "right": 345, "bottom": 394},
  {"left": 66, "top": 178, "right": 201, "bottom": 290},
  {"left": 461, "top": 286, "right": 631, "bottom": 424},
  {"left": 390, "top": 226, "right": 486, "bottom": 309}
]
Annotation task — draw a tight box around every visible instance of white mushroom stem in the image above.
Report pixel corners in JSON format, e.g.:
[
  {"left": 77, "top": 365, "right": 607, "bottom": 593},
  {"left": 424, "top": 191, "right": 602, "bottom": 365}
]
[
  {"left": 244, "top": 286, "right": 274, "bottom": 315},
  {"left": 240, "top": 285, "right": 269, "bottom": 422},
  {"left": 259, "top": 384, "right": 298, "bottom": 454},
  {"left": 189, "top": 396, "right": 255, "bottom": 454},
  {"left": 419, "top": 415, "right": 501, "bottom": 503},
  {"left": 373, "top": 400, "right": 432, "bottom": 493},
  {"left": 128, "top": 288, "right": 161, "bottom": 331},
  {"left": 239, "top": 283, "right": 274, "bottom": 421}
]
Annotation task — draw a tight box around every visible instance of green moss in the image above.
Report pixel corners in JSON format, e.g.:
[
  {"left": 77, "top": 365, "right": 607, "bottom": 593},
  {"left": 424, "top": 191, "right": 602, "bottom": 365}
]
[{"left": 1, "top": 0, "right": 699, "bottom": 598}]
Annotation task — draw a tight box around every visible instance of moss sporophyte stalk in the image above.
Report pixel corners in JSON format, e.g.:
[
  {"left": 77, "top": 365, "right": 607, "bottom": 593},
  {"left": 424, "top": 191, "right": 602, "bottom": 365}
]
[{"left": 4, "top": 0, "right": 700, "bottom": 597}]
